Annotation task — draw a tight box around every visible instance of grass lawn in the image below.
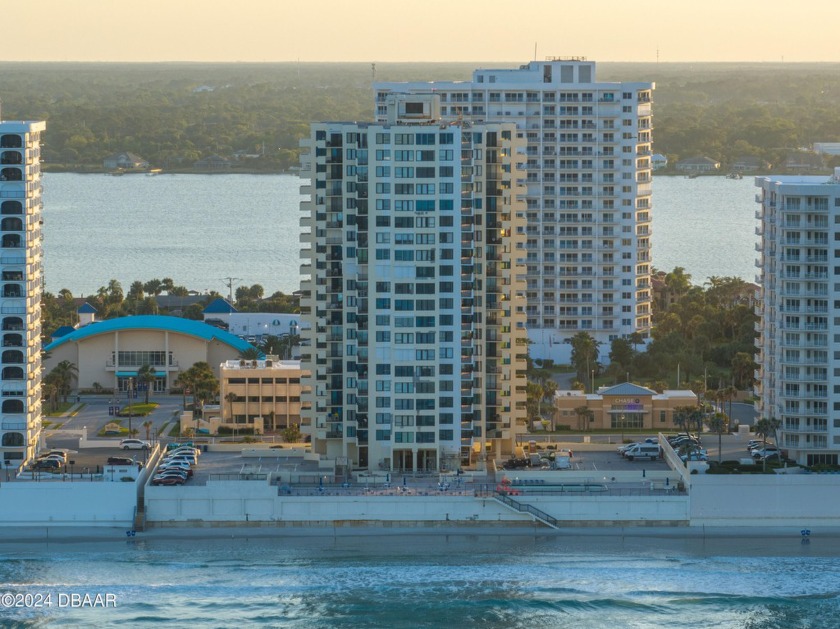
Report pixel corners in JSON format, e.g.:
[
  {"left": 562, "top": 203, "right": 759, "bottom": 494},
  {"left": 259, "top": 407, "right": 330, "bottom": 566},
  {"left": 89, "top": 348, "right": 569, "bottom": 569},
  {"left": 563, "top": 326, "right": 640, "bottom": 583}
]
[
  {"left": 167, "top": 423, "right": 181, "bottom": 437},
  {"left": 44, "top": 402, "right": 75, "bottom": 417},
  {"left": 117, "top": 403, "right": 159, "bottom": 417}
]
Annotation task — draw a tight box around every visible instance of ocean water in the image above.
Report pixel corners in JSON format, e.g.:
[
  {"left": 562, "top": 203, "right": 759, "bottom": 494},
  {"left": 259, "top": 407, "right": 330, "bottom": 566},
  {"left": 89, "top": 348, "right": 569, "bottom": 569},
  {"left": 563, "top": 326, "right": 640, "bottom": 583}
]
[
  {"left": 0, "top": 534, "right": 838, "bottom": 628},
  {"left": 40, "top": 173, "right": 759, "bottom": 298}
]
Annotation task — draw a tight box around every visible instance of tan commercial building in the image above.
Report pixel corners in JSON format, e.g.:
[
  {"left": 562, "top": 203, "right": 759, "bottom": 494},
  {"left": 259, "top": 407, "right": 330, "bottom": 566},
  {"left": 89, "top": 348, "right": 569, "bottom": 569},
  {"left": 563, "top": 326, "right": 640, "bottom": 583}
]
[
  {"left": 43, "top": 315, "right": 255, "bottom": 392},
  {"left": 553, "top": 382, "right": 698, "bottom": 431},
  {"left": 219, "top": 358, "right": 309, "bottom": 435}
]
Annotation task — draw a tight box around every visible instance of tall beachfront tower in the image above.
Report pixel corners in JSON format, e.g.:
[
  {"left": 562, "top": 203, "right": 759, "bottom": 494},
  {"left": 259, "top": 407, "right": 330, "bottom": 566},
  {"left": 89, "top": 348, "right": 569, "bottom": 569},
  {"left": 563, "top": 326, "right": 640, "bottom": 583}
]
[
  {"left": 754, "top": 169, "right": 840, "bottom": 467},
  {"left": 0, "top": 119, "right": 45, "bottom": 470},
  {"left": 375, "top": 59, "right": 654, "bottom": 363},
  {"left": 299, "top": 94, "right": 528, "bottom": 473}
]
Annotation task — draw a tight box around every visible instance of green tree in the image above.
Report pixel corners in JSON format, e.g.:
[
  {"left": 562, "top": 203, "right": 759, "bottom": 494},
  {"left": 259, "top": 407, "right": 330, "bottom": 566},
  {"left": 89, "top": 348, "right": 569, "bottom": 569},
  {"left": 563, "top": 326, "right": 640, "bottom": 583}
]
[
  {"left": 708, "top": 412, "right": 727, "bottom": 463},
  {"left": 137, "top": 364, "right": 157, "bottom": 404},
  {"left": 47, "top": 360, "right": 78, "bottom": 402},
  {"left": 609, "top": 337, "right": 633, "bottom": 373},
  {"left": 282, "top": 423, "right": 302, "bottom": 443},
  {"left": 731, "top": 352, "right": 757, "bottom": 390},
  {"left": 566, "top": 332, "right": 600, "bottom": 389},
  {"left": 225, "top": 391, "right": 237, "bottom": 423}
]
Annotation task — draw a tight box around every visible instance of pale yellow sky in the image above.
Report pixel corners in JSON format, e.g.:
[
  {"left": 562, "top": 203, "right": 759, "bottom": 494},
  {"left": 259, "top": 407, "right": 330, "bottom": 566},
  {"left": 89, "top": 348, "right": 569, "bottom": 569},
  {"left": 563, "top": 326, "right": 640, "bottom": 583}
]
[{"left": 13, "top": 0, "right": 840, "bottom": 63}]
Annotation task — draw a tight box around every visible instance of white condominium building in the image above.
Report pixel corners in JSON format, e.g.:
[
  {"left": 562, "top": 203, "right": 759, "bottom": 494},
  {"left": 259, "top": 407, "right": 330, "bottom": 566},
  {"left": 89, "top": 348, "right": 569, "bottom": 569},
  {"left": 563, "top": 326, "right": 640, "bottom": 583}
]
[
  {"left": 0, "top": 119, "right": 45, "bottom": 470},
  {"left": 375, "top": 58, "right": 654, "bottom": 362},
  {"left": 299, "top": 94, "right": 528, "bottom": 473},
  {"left": 754, "top": 169, "right": 840, "bottom": 467}
]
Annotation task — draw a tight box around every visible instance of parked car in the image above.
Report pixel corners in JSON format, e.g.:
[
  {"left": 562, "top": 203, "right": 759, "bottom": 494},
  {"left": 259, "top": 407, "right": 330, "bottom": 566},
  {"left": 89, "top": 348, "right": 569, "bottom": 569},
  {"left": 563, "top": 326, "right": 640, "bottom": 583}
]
[
  {"left": 107, "top": 456, "right": 137, "bottom": 466},
  {"left": 680, "top": 449, "right": 709, "bottom": 462},
  {"left": 618, "top": 443, "right": 641, "bottom": 455},
  {"left": 672, "top": 436, "right": 701, "bottom": 446},
  {"left": 752, "top": 447, "right": 779, "bottom": 459},
  {"left": 38, "top": 450, "right": 68, "bottom": 462},
  {"left": 154, "top": 469, "right": 188, "bottom": 480},
  {"left": 151, "top": 475, "right": 185, "bottom": 486},
  {"left": 625, "top": 444, "right": 661, "bottom": 461},
  {"left": 119, "top": 439, "right": 150, "bottom": 450},
  {"left": 167, "top": 442, "right": 195, "bottom": 451},
  {"left": 158, "top": 462, "right": 193, "bottom": 477},
  {"left": 161, "top": 455, "right": 196, "bottom": 467},
  {"left": 758, "top": 451, "right": 782, "bottom": 463},
  {"left": 168, "top": 447, "right": 200, "bottom": 458},
  {"left": 31, "top": 459, "right": 61, "bottom": 471},
  {"left": 746, "top": 439, "right": 765, "bottom": 451},
  {"left": 39, "top": 454, "right": 68, "bottom": 465}
]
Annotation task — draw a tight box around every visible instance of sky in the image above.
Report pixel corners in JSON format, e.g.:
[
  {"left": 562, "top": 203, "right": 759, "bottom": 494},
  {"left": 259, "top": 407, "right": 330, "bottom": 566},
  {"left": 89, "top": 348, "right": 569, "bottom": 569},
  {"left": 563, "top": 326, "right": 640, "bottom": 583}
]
[{"left": 12, "top": 0, "right": 840, "bottom": 63}]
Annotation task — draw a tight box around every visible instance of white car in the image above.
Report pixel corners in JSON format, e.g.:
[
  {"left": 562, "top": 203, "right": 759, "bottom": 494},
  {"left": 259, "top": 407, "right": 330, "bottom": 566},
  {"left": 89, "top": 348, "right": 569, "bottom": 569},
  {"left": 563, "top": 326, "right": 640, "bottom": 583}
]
[
  {"left": 169, "top": 447, "right": 200, "bottom": 458},
  {"left": 119, "top": 439, "right": 151, "bottom": 450}
]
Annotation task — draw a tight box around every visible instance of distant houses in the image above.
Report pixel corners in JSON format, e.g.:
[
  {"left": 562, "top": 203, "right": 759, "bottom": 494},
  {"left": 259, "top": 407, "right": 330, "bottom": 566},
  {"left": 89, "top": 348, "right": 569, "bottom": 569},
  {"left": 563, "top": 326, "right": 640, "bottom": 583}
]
[
  {"left": 783, "top": 150, "right": 824, "bottom": 171},
  {"left": 813, "top": 142, "right": 840, "bottom": 156},
  {"left": 651, "top": 153, "right": 668, "bottom": 170},
  {"left": 675, "top": 156, "right": 720, "bottom": 173},
  {"left": 103, "top": 152, "right": 149, "bottom": 170},
  {"left": 731, "top": 155, "right": 771, "bottom": 172},
  {"left": 193, "top": 154, "right": 232, "bottom": 170}
]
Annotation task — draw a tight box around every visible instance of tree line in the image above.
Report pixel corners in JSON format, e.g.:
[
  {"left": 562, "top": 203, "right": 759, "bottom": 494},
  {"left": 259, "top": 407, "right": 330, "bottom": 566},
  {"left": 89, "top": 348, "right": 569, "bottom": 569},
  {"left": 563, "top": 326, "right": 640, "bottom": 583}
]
[
  {"left": 2, "top": 62, "right": 839, "bottom": 173},
  {"left": 41, "top": 277, "right": 299, "bottom": 342},
  {"left": 526, "top": 268, "right": 758, "bottom": 428}
]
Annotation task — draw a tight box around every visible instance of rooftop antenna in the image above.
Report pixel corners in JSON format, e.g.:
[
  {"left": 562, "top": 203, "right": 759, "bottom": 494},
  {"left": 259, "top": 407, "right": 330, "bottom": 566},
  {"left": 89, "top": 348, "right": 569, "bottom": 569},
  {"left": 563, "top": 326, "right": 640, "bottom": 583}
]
[
  {"left": 371, "top": 63, "right": 376, "bottom": 86},
  {"left": 656, "top": 45, "right": 659, "bottom": 63}
]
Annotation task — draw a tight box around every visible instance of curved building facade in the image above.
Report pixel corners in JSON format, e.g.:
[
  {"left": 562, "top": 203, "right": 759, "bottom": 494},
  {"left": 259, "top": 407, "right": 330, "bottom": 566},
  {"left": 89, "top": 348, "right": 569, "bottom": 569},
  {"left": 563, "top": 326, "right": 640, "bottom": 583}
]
[{"left": 44, "top": 315, "right": 256, "bottom": 392}]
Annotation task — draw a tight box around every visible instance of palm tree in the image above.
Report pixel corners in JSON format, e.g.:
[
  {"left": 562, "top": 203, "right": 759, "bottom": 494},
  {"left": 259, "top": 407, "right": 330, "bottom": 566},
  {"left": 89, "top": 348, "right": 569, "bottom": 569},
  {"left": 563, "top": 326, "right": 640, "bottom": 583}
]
[
  {"left": 49, "top": 360, "right": 78, "bottom": 402},
  {"left": 137, "top": 364, "right": 157, "bottom": 404},
  {"left": 707, "top": 412, "right": 727, "bottom": 463},
  {"left": 566, "top": 331, "right": 600, "bottom": 390},
  {"left": 239, "top": 347, "right": 261, "bottom": 360},
  {"left": 143, "top": 420, "right": 154, "bottom": 443},
  {"left": 41, "top": 381, "right": 59, "bottom": 414},
  {"left": 574, "top": 405, "right": 593, "bottom": 431},
  {"left": 224, "top": 391, "right": 237, "bottom": 423},
  {"left": 541, "top": 379, "right": 558, "bottom": 429},
  {"left": 723, "top": 385, "right": 738, "bottom": 422},
  {"left": 174, "top": 372, "right": 193, "bottom": 410}
]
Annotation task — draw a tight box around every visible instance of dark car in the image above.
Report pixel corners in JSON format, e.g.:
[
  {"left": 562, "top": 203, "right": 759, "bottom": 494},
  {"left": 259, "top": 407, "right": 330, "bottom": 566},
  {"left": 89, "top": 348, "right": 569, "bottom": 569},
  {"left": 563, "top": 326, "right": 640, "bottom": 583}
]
[
  {"left": 151, "top": 475, "right": 185, "bottom": 486},
  {"left": 153, "top": 470, "right": 188, "bottom": 482},
  {"left": 107, "top": 456, "right": 137, "bottom": 467},
  {"left": 31, "top": 459, "right": 61, "bottom": 471}
]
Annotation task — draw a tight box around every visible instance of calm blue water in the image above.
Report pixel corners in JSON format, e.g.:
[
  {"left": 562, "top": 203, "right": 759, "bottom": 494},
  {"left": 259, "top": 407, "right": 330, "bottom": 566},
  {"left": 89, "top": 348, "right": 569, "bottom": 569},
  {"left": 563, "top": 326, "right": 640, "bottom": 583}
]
[
  {"left": 0, "top": 534, "right": 837, "bottom": 627},
  {"left": 40, "top": 173, "right": 758, "bottom": 297}
]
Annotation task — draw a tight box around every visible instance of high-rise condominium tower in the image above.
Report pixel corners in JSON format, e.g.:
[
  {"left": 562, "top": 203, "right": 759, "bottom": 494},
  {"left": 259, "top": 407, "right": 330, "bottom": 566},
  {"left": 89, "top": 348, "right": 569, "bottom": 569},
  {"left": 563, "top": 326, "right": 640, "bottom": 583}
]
[
  {"left": 0, "top": 119, "right": 45, "bottom": 470},
  {"left": 375, "top": 59, "right": 654, "bottom": 362},
  {"left": 755, "top": 169, "right": 840, "bottom": 467},
  {"left": 299, "top": 94, "right": 528, "bottom": 472}
]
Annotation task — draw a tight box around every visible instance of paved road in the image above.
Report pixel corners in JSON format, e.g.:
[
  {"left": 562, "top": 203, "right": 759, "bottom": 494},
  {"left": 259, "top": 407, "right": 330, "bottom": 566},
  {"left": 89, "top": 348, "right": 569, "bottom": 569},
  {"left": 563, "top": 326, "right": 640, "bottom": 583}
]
[{"left": 48, "top": 394, "right": 183, "bottom": 447}]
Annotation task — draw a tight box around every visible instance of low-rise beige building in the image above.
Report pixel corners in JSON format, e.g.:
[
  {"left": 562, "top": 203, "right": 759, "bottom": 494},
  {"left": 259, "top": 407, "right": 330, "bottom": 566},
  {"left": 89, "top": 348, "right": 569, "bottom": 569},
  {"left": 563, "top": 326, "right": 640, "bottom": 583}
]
[
  {"left": 219, "top": 358, "right": 309, "bottom": 435},
  {"left": 43, "top": 315, "right": 255, "bottom": 392},
  {"left": 553, "top": 382, "right": 698, "bottom": 431}
]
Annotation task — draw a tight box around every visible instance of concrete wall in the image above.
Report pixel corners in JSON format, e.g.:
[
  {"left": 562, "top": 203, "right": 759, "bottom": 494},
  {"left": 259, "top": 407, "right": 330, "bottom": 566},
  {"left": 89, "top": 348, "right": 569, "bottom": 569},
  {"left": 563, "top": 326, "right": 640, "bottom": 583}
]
[
  {"left": 0, "top": 481, "right": 137, "bottom": 527},
  {"left": 689, "top": 473, "right": 840, "bottom": 527},
  {"left": 144, "top": 479, "right": 690, "bottom": 527},
  {"left": 145, "top": 480, "right": 529, "bottom": 525}
]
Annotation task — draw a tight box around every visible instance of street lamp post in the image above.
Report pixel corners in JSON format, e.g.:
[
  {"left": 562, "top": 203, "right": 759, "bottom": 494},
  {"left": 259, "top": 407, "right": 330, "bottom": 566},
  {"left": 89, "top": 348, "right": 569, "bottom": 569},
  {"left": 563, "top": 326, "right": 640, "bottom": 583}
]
[{"left": 126, "top": 378, "right": 134, "bottom": 437}]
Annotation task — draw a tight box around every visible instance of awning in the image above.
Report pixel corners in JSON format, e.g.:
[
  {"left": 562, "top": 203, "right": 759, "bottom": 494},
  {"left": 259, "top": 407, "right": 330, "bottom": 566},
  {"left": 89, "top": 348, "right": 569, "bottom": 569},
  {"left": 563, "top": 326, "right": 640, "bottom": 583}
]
[{"left": 116, "top": 371, "right": 138, "bottom": 377}]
